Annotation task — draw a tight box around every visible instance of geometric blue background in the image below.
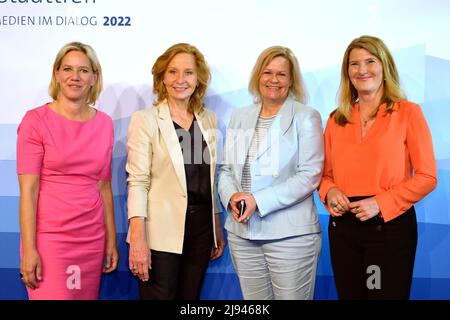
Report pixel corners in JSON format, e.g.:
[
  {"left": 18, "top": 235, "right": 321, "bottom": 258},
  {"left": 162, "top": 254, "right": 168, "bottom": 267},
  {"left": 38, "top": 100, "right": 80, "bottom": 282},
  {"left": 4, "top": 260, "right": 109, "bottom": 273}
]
[{"left": 2, "top": 45, "right": 450, "bottom": 299}]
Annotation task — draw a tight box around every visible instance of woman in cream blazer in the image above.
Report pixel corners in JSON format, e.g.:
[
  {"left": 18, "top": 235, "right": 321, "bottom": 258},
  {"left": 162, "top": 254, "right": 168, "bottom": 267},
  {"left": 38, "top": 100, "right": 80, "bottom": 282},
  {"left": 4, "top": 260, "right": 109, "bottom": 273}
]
[{"left": 126, "top": 43, "right": 224, "bottom": 300}]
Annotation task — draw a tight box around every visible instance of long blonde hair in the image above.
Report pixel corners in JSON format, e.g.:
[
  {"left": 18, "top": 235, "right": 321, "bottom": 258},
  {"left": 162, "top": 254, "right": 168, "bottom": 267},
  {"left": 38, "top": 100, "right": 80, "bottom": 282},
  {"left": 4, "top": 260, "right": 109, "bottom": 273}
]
[
  {"left": 334, "top": 35, "right": 406, "bottom": 125},
  {"left": 152, "top": 43, "right": 211, "bottom": 114}
]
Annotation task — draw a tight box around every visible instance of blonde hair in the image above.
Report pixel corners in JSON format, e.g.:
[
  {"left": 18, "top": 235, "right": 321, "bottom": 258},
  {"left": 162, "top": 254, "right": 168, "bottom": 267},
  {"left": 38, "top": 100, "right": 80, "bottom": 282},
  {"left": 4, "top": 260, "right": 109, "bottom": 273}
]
[
  {"left": 152, "top": 43, "right": 211, "bottom": 114},
  {"left": 248, "top": 46, "right": 308, "bottom": 104},
  {"left": 334, "top": 35, "right": 406, "bottom": 125},
  {"left": 48, "top": 41, "right": 103, "bottom": 105}
]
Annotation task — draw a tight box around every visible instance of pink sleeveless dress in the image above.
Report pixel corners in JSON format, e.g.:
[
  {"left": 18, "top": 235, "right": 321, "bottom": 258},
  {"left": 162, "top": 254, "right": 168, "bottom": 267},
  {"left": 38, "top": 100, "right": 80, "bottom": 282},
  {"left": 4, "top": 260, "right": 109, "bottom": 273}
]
[{"left": 17, "top": 104, "right": 113, "bottom": 299}]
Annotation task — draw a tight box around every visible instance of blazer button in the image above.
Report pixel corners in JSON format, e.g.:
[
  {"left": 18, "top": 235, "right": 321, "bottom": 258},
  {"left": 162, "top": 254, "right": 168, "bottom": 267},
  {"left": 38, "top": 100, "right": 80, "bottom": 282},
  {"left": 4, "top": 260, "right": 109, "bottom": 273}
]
[{"left": 273, "top": 172, "right": 279, "bottom": 178}]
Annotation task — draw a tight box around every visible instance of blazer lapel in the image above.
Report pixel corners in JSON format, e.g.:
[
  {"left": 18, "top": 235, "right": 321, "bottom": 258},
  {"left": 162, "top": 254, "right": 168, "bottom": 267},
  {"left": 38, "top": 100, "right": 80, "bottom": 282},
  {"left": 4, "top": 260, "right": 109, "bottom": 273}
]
[
  {"left": 156, "top": 102, "right": 187, "bottom": 195},
  {"left": 195, "top": 110, "right": 216, "bottom": 168},
  {"left": 256, "top": 97, "right": 295, "bottom": 159},
  {"left": 234, "top": 105, "right": 260, "bottom": 185}
]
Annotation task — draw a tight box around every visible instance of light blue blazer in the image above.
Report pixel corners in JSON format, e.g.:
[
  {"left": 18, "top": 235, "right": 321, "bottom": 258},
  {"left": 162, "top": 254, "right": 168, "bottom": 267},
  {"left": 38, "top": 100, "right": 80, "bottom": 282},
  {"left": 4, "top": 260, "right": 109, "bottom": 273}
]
[{"left": 218, "top": 96, "right": 324, "bottom": 240}]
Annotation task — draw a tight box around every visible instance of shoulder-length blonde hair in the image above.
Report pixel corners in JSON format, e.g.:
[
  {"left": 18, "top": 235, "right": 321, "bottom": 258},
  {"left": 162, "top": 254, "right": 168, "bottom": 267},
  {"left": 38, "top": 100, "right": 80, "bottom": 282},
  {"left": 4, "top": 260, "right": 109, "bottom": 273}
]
[
  {"left": 248, "top": 46, "right": 308, "bottom": 104},
  {"left": 334, "top": 35, "right": 406, "bottom": 125},
  {"left": 152, "top": 43, "right": 211, "bottom": 114},
  {"left": 48, "top": 41, "right": 103, "bottom": 105}
]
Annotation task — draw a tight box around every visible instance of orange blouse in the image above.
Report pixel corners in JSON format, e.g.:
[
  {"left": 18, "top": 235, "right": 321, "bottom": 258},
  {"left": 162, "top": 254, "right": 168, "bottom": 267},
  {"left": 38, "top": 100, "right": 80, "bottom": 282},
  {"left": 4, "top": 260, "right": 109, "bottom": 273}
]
[{"left": 318, "top": 100, "right": 437, "bottom": 222}]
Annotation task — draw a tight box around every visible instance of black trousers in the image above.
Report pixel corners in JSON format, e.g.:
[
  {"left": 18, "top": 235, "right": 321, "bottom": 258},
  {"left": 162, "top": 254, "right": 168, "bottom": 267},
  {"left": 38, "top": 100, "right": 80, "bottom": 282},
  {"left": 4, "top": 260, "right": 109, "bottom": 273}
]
[
  {"left": 329, "top": 196, "right": 417, "bottom": 300},
  {"left": 139, "top": 204, "right": 213, "bottom": 300}
]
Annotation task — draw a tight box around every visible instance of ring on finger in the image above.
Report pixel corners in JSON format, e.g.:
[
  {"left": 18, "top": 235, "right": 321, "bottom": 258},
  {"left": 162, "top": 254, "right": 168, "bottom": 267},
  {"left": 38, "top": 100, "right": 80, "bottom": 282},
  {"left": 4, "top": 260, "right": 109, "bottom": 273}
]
[{"left": 330, "top": 201, "right": 337, "bottom": 207}]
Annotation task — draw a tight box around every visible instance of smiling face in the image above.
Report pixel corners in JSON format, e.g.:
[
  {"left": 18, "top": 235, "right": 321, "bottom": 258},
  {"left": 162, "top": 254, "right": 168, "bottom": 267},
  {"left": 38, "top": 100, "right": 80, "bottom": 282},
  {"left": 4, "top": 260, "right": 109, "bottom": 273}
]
[
  {"left": 163, "top": 53, "right": 198, "bottom": 105},
  {"left": 348, "top": 48, "right": 384, "bottom": 98},
  {"left": 55, "top": 50, "right": 97, "bottom": 103},
  {"left": 259, "top": 56, "right": 292, "bottom": 106}
]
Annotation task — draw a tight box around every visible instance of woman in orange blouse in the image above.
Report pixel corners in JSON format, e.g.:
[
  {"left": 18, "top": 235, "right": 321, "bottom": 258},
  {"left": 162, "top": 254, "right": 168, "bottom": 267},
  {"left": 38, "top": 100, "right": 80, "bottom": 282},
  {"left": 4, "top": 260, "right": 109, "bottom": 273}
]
[{"left": 318, "top": 35, "right": 437, "bottom": 300}]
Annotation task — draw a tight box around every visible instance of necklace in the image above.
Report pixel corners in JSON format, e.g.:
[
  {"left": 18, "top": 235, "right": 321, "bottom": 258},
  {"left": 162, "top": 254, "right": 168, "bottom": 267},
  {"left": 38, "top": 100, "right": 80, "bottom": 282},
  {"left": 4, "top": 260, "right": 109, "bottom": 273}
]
[
  {"left": 168, "top": 103, "right": 193, "bottom": 130},
  {"left": 359, "top": 105, "right": 379, "bottom": 128},
  {"left": 361, "top": 116, "right": 375, "bottom": 127}
]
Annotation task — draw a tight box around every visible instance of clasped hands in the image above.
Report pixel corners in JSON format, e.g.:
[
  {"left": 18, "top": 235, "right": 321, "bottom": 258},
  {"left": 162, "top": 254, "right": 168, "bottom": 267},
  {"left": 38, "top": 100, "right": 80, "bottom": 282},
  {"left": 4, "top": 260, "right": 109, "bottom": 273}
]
[
  {"left": 229, "top": 192, "right": 257, "bottom": 223},
  {"left": 326, "top": 187, "right": 381, "bottom": 222}
]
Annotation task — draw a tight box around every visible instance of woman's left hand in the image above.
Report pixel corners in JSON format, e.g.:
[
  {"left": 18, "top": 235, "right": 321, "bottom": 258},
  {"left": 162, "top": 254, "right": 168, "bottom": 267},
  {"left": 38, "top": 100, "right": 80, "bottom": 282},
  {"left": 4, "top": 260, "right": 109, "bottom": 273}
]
[
  {"left": 210, "top": 214, "right": 226, "bottom": 260},
  {"left": 237, "top": 194, "right": 257, "bottom": 224},
  {"left": 348, "top": 197, "right": 381, "bottom": 222},
  {"left": 103, "top": 240, "right": 119, "bottom": 273}
]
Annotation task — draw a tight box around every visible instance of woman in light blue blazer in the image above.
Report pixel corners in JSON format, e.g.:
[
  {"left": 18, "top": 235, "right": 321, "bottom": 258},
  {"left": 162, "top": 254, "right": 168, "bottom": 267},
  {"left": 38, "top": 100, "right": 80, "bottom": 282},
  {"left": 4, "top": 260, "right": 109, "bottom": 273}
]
[{"left": 218, "top": 46, "right": 324, "bottom": 300}]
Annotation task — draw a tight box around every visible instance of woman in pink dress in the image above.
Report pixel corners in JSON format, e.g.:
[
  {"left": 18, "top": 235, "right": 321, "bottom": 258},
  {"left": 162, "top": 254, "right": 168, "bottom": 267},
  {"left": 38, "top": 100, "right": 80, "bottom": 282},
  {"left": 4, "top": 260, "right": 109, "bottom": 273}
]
[{"left": 17, "top": 42, "right": 118, "bottom": 299}]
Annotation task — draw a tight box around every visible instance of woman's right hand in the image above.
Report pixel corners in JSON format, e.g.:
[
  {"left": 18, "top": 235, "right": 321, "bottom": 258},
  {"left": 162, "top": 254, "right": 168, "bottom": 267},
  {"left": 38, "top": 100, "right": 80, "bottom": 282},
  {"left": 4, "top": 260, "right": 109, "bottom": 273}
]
[
  {"left": 229, "top": 192, "right": 244, "bottom": 220},
  {"left": 229, "top": 192, "right": 256, "bottom": 223},
  {"left": 326, "top": 187, "right": 350, "bottom": 216},
  {"left": 128, "top": 217, "right": 151, "bottom": 282},
  {"left": 21, "top": 248, "right": 42, "bottom": 289}
]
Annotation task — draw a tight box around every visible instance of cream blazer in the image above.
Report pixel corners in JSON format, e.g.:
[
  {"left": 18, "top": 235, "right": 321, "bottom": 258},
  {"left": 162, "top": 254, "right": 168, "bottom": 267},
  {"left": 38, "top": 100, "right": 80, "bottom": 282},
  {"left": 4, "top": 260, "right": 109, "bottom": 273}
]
[{"left": 126, "top": 101, "right": 219, "bottom": 254}]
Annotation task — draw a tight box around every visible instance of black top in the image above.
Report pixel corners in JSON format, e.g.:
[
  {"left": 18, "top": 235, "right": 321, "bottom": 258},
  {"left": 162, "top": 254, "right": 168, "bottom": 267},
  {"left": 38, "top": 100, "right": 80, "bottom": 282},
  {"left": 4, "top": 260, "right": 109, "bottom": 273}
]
[{"left": 173, "top": 118, "right": 211, "bottom": 206}]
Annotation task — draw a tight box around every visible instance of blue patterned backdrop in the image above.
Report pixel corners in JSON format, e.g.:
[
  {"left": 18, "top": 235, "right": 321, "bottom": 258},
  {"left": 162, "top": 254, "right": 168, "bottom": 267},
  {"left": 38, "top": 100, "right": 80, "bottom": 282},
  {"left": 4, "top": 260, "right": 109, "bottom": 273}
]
[{"left": 1, "top": 1, "right": 449, "bottom": 300}]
